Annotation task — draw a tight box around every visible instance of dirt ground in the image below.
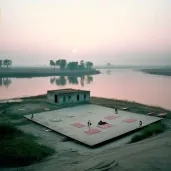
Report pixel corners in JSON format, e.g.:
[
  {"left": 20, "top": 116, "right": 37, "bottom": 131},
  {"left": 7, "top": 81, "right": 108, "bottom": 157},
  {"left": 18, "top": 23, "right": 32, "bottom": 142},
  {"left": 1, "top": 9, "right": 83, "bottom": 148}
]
[
  {"left": 3, "top": 126, "right": 171, "bottom": 171},
  {"left": 71, "top": 130, "right": 171, "bottom": 171},
  {"left": 1, "top": 99, "right": 171, "bottom": 171}
]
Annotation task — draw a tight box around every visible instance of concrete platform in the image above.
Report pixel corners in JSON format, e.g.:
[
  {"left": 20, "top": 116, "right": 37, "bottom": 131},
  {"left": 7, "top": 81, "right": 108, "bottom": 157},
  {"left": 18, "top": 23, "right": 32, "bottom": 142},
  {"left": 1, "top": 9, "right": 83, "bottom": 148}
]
[{"left": 25, "top": 104, "right": 162, "bottom": 146}]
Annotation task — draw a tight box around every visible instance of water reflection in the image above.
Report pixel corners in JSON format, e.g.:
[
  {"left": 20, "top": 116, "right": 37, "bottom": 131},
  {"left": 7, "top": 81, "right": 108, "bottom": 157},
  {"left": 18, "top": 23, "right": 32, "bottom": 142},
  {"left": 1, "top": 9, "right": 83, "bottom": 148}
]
[
  {"left": 86, "top": 75, "right": 93, "bottom": 84},
  {"left": 56, "top": 76, "right": 67, "bottom": 86},
  {"left": 50, "top": 77, "right": 56, "bottom": 84},
  {"left": 67, "top": 76, "right": 79, "bottom": 85},
  {"left": 0, "top": 75, "right": 93, "bottom": 88},
  {"left": 80, "top": 76, "right": 85, "bottom": 87},
  {"left": 49, "top": 75, "right": 93, "bottom": 87},
  {"left": 106, "top": 70, "right": 111, "bottom": 75},
  {"left": 0, "top": 77, "right": 12, "bottom": 87}
]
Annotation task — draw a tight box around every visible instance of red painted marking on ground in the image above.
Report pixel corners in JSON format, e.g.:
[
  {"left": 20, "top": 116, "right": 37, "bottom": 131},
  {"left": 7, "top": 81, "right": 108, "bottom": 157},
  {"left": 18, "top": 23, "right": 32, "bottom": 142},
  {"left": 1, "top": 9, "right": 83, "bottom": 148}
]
[
  {"left": 104, "top": 116, "right": 120, "bottom": 120},
  {"left": 97, "top": 124, "right": 113, "bottom": 129},
  {"left": 71, "top": 123, "right": 85, "bottom": 128},
  {"left": 84, "top": 129, "right": 101, "bottom": 135},
  {"left": 123, "top": 119, "right": 137, "bottom": 123}
]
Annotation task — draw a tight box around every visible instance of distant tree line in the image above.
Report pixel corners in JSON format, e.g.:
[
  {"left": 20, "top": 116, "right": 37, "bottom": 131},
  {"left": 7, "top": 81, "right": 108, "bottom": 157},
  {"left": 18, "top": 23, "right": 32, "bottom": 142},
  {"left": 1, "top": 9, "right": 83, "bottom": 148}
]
[
  {"left": 0, "top": 59, "right": 12, "bottom": 68},
  {"left": 49, "top": 59, "right": 93, "bottom": 71}
]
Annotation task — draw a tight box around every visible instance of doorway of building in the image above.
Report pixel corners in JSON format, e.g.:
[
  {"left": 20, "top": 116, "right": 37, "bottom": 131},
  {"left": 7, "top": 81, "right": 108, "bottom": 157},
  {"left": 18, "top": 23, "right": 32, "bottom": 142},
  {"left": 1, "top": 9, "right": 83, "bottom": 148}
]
[
  {"left": 55, "top": 95, "right": 58, "bottom": 103},
  {"left": 77, "top": 94, "right": 79, "bottom": 101}
]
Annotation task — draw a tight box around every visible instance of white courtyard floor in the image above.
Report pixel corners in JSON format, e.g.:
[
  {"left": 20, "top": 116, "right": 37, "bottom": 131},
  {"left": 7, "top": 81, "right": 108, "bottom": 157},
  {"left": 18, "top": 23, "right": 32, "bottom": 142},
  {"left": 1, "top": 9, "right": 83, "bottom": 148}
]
[{"left": 25, "top": 104, "right": 162, "bottom": 146}]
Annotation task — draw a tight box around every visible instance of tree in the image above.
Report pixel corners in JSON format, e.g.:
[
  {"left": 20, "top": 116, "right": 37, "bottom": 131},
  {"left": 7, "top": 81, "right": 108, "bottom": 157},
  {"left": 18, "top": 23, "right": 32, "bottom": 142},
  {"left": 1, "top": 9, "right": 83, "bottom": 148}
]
[
  {"left": 107, "top": 63, "right": 112, "bottom": 68},
  {"left": 56, "top": 60, "right": 61, "bottom": 69},
  {"left": 79, "top": 60, "right": 85, "bottom": 70},
  {"left": 60, "top": 59, "right": 67, "bottom": 70},
  {"left": 3, "top": 59, "right": 12, "bottom": 68},
  {"left": 67, "top": 61, "right": 78, "bottom": 70},
  {"left": 0, "top": 60, "right": 2, "bottom": 68},
  {"left": 8, "top": 60, "right": 12, "bottom": 68},
  {"left": 3, "top": 59, "right": 8, "bottom": 68},
  {"left": 85, "top": 61, "right": 93, "bottom": 70},
  {"left": 56, "top": 59, "right": 67, "bottom": 70},
  {"left": 50, "top": 60, "right": 56, "bottom": 71}
]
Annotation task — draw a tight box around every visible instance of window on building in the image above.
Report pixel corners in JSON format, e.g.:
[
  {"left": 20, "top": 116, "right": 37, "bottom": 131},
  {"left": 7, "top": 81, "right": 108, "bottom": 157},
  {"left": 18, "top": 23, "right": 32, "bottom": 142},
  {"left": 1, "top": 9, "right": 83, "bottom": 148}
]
[
  {"left": 77, "top": 94, "right": 79, "bottom": 101},
  {"left": 68, "top": 96, "right": 71, "bottom": 100},
  {"left": 84, "top": 94, "right": 86, "bottom": 100}
]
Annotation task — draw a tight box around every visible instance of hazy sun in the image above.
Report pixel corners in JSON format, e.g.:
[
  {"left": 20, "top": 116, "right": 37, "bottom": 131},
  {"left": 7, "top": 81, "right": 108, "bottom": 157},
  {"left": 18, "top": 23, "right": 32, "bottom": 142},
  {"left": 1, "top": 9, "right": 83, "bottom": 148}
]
[{"left": 72, "top": 49, "right": 78, "bottom": 53}]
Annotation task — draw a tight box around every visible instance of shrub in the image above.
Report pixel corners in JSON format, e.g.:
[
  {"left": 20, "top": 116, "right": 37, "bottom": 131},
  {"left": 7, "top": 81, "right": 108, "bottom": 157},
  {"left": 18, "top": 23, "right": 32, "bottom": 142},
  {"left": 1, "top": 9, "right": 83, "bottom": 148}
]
[
  {"left": 0, "top": 123, "right": 55, "bottom": 167},
  {"left": 0, "top": 123, "right": 23, "bottom": 140},
  {"left": 130, "top": 122, "right": 166, "bottom": 143},
  {"left": 0, "top": 137, "right": 55, "bottom": 167}
]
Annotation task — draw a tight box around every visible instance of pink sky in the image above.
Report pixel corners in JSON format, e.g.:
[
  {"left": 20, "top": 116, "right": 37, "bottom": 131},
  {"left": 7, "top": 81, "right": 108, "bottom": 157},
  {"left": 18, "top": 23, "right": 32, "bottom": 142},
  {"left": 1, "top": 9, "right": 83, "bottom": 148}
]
[{"left": 0, "top": 0, "right": 171, "bottom": 65}]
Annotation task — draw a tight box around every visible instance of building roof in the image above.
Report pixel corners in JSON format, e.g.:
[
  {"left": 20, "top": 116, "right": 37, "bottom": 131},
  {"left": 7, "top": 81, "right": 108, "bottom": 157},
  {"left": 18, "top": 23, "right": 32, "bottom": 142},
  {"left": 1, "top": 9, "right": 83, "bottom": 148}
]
[{"left": 47, "top": 88, "right": 90, "bottom": 94}]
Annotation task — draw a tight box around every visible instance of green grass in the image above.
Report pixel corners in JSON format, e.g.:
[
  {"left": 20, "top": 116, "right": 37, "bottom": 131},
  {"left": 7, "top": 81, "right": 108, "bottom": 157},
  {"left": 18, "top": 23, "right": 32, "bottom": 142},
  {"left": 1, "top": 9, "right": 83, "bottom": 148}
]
[
  {"left": 0, "top": 100, "right": 58, "bottom": 120},
  {"left": 91, "top": 97, "right": 171, "bottom": 118},
  {"left": 129, "top": 122, "right": 167, "bottom": 143},
  {"left": 21, "top": 94, "right": 46, "bottom": 100},
  {"left": 0, "top": 123, "right": 55, "bottom": 167}
]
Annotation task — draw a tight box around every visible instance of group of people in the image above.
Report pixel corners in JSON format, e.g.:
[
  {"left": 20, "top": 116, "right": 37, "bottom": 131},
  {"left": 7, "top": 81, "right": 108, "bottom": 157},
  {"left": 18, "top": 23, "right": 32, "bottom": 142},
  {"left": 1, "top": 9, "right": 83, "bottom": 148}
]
[
  {"left": 31, "top": 106, "right": 143, "bottom": 129},
  {"left": 87, "top": 108, "right": 118, "bottom": 129},
  {"left": 87, "top": 120, "right": 108, "bottom": 129},
  {"left": 87, "top": 120, "right": 143, "bottom": 129}
]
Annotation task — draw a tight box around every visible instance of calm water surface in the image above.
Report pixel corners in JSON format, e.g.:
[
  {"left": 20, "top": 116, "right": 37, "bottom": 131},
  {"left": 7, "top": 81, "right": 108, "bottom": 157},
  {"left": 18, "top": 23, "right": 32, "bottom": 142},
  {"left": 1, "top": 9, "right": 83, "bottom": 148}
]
[{"left": 0, "top": 69, "right": 171, "bottom": 110}]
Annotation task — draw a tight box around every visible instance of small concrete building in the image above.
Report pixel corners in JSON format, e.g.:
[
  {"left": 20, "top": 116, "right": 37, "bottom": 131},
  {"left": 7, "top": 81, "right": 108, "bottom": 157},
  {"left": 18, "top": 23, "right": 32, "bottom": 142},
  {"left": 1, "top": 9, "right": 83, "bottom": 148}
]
[{"left": 47, "top": 88, "right": 90, "bottom": 105}]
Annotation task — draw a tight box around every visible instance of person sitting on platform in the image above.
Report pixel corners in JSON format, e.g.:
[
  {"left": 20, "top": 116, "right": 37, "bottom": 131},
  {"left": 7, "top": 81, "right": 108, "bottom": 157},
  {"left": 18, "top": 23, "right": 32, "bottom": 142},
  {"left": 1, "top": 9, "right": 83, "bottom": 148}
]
[{"left": 98, "top": 120, "right": 108, "bottom": 125}]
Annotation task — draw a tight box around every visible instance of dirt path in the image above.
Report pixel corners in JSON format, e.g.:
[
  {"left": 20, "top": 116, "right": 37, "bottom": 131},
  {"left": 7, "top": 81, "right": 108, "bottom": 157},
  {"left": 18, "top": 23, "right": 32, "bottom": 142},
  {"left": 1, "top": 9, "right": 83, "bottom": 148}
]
[{"left": 70, "top": 130, "right": 171, "bottom": 171}]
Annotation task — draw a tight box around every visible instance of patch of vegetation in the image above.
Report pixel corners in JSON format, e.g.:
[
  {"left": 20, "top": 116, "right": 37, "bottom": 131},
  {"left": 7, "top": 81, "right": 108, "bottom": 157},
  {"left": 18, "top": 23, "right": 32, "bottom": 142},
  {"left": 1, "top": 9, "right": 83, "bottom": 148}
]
[
  {"left": 0, "top": 101, "right": 60, "bottom": 121},
  {"left": 129, "top": 122, "right": 167, "bottom": 143},
  {"left": 0, "top": 123, "right": 55, "bottom": 167},
  {"left": 21, "top": 94, "right": 46, "bottom": 100},
  {"left": 91, "top": 97, "right": 171, "bottom": 118}
]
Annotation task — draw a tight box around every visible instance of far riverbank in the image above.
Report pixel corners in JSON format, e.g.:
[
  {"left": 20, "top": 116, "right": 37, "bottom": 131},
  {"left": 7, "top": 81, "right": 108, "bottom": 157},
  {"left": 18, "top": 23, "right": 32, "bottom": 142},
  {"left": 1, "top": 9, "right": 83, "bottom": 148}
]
[
  {"left": 0, "top": 68, "right": 101, "bottom": 78},
  {"left": 141, "top": 68, "right": 171, "bottom": 76}
]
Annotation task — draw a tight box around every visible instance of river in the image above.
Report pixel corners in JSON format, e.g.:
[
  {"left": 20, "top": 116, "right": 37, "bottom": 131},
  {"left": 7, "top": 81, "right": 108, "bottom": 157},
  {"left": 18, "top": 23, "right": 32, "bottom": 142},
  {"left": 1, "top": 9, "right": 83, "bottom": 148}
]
[{"left": 0, "top": 69, "right": 171, "bottom": 110}]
